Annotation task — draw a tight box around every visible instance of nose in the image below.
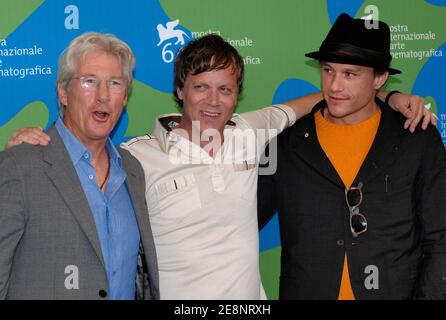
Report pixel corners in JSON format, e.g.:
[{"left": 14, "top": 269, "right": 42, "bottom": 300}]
[
  {"left": 207, "top": 88, "right": 220, "bottom": 106},
  {"left": 96, "top": 80, "right": 110, "bottom": 103},
  {"left": 329, "top": 73, "right": 343, "bottom": 93}
]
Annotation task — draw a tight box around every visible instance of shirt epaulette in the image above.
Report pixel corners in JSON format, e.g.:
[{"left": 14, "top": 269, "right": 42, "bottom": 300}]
[{"left": 126, "top": 134, "right": 154, "bottom": 146}]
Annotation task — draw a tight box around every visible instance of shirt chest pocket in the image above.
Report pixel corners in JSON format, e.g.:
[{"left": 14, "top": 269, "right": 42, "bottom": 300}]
[
  {"left": 365, "top": 173, "right": 415, "bottom": 218},
  {"left": 233, "top": 160, "right": 257, "bottom": 201},
  {"left": 385, "top": 173, "right": 414, "bottom": 195},
  {"left": 147, "top": 174, "right": 203, "bottom": 235}
]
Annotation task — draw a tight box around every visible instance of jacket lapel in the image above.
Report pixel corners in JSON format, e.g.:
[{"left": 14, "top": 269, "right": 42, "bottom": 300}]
[
  {"left": 43, "top": 126, "right": 106, "bottom": 269},
  {"left": 352, "top": 99, "right": 406, "bottom": 187},
  {"left": 120, "top": 153, "right": 149, "bottom": 236},
  {"left": 291, "top": 103, "right": 346, "bottom": 189},
  {"left": 120, "top": 149, "right": 159, "bottom": 299}
]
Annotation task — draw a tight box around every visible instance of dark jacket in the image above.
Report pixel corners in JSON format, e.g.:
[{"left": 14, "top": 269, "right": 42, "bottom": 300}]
[{"left": 258, "top": 99, "right": 446, "bottom": 299}]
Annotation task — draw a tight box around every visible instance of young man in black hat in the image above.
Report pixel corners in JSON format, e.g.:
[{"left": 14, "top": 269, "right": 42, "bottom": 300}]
[{"left": 258, "top": 13, "right": 446, "bottom": 299}]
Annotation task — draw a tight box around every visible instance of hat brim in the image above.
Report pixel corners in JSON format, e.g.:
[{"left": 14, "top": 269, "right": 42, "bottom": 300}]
[{"left": 305, "top": 51, "right": 401, "bottom": 75}]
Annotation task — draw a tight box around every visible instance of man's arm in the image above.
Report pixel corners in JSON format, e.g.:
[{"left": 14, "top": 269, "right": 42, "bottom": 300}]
[
  {"left": 376, "top": 91, "right": 434, "bottom": 132},
  {"left": 0, "top": 151, "right": 27, "bottom": 299},
  {"left": 3, "top": 91, "right": 436, "bottom": 149},
  {"left": 414, "top": 128, "right": 446, "bottom": 299},
  {"left": 258, "top": 156, "right": 279, "bottom": 230},
  {"left": 281, "top": 92, "right": 323, "bottom": 120},
  {"left": 282, "top": 91, "right": 436, "bottom": 131}
]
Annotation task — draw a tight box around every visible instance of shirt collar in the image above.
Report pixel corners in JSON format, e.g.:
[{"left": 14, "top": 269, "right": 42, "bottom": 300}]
[
  {"left": 152, "top": 113, "right": 241, "bottom": 163},
  {"left": 106, "top": 137, "right": 123, "bottom": 168},
  {"left": 55, "top": 117, "right": 122, "bottom": 167},
  {"left": 151, "top": 113, "right": 182, "bottom": 154},
  {"left": 152, "top": 113, "right": 238, "bottom": 152}
]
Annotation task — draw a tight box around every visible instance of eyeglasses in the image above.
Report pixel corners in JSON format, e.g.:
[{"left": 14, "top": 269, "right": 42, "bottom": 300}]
[
  {"left": 345, "top": 182, "right": 367, "bottom": 237},
  {"left": 71, "top": 76, "right": 127, "bottom": 93}
]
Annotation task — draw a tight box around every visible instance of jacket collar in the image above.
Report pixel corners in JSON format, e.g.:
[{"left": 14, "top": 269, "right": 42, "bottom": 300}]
[{"left": 290, "top": 98, "right": 406, "bottom": 189}]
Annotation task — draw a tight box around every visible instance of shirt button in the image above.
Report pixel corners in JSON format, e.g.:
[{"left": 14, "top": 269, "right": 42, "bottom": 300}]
[
  {"left": 88, "top": 174, "right": 94, "bottom": 180},
  {"left": 98, "top": 290, "right": 107, "bottom": 298},
  {"left": 84, "top": 153, "right": 89, "bottom": 159},
  {"left": 337, "top": 240, "right": 344, "bottom": 246}
]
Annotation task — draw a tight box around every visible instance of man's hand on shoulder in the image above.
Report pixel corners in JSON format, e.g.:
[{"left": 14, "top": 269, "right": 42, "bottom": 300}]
[
  {"left": 5, "top": 127, "right": 51, "bottom": 149},
  {"left": 386, "top": 92, "right": 437, "bottom": 133}
]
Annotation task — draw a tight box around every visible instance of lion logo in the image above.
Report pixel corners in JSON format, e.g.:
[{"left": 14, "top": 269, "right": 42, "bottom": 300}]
[{"left": 157, "top": 19, "right": 189, "bottom": 46}]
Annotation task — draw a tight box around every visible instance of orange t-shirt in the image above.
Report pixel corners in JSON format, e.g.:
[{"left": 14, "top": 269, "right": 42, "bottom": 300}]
[{"left": 314, "top": 108, "right": 381, "bottom": 300}]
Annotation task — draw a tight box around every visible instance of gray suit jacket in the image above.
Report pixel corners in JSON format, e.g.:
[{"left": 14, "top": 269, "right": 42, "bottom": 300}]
[{"left": 0, "top": 126, "right": 159, "bottom": 300}]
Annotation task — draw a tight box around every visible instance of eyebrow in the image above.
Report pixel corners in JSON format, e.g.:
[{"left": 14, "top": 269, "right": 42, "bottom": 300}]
[
  {"left": 79, "top": 74, "right": 125, "bottom": 79},
  {"left": 323, "top": 63, "right": 362, "bottom": 73},
  {"left": 344, "top": 68, "right": 361, "bottom": 73}
]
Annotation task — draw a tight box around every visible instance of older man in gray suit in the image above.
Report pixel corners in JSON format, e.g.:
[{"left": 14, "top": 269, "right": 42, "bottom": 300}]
[{"left": 0, "top": 32, "right": 159, "bottom": 300}]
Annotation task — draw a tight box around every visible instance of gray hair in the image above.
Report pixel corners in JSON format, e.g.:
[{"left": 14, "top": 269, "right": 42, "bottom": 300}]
[{"left": 57, "top": 32, "right": 136, "bottom": 116}]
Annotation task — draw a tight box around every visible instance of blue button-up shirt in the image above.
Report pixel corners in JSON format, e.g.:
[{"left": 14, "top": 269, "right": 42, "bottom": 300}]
[{"left": 56, "top": 118, "right": 140, "bottom": 300}]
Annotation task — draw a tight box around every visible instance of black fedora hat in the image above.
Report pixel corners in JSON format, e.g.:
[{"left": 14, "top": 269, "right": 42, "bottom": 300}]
[{"left": 305, "top": 13, "right": 401, "bottom": 75}]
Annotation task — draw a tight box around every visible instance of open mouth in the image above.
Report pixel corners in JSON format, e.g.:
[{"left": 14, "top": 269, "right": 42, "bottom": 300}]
[
  {"left": 92, "top": 111, "right": 110, "bottom": 121},
  {"left": 201, "top": 111, "right": 221, "bottom": 118}
]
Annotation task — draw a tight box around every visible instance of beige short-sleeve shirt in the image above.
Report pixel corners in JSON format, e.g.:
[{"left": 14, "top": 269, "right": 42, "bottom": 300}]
[{"left": 122, "top": 105, "right": 296, "bottom": 299}]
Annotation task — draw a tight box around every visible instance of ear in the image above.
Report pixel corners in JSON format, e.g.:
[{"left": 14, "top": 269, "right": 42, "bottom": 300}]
[
  {"left": 374, "top": 71, "right": 389, "bottom": 90},
  {"left": 176, "top": 87, "right": 184, "bottom": 100},
  {"left": 57, "top": 82, "right": 68, "bottom": 107}
]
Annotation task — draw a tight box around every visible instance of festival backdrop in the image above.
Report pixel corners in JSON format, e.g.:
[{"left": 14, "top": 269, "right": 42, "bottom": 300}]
[{"left": 0, "top": 0, "right": 444, "bottom": 299}]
